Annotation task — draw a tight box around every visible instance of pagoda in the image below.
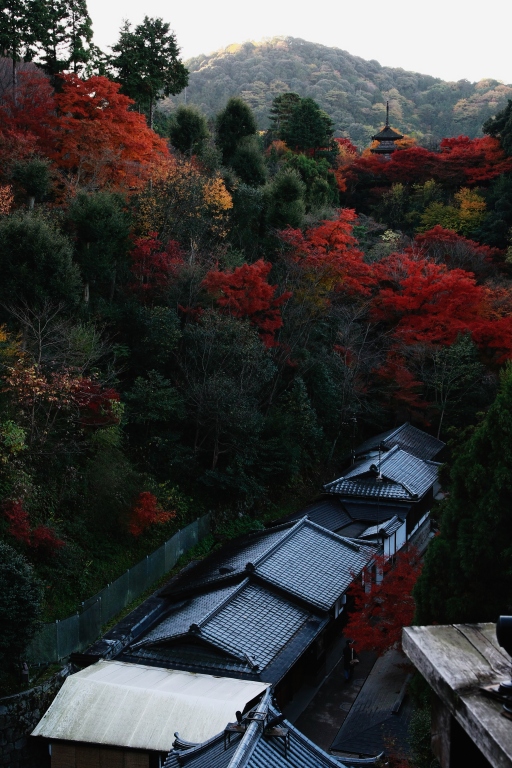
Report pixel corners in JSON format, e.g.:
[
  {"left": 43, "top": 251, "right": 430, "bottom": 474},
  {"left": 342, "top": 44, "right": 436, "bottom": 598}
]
[{"left": 371, "top": 102, "right": 403, "bottom": 157}]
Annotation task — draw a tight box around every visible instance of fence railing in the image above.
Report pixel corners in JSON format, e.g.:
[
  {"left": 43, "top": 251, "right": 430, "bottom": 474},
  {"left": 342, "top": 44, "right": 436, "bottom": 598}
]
[{"left": 27, "top": 514, "right": 211, "bottom": 664}]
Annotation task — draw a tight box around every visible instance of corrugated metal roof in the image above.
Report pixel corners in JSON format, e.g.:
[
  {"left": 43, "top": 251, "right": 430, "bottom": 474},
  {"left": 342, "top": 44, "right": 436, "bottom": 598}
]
[
  {"left": 253, "top": 520, "right": 375, "bottom": 611},
  {"left": 32, "top": 661, "right": 270, "bottom": 751},
  {"left": 354, "top": 423, "right": 444, "bottom": 461}
]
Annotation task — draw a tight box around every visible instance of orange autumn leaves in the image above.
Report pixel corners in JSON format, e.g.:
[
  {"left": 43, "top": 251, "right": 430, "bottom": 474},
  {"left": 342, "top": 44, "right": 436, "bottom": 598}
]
[{"left": 0, "top": 70, "right": 169, "bottom": 193}]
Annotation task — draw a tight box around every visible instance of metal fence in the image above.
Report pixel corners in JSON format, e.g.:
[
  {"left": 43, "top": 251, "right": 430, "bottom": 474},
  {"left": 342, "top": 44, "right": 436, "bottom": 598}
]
[{"left": 27, "top": 515, "right": 211, "bottom": 664}]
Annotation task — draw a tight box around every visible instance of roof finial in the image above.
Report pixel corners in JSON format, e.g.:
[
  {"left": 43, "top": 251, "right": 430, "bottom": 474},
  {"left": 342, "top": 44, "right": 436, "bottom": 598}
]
[{"left": 386, "top": 101, "right": 389, "bottom": 128}]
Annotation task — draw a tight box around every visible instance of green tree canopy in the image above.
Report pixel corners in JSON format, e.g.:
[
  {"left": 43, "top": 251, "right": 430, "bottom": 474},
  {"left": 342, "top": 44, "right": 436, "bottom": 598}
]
[
  {"left": 415, "top": 363, "right": 512, "bottom": 624},
  {"left": 0, "top": 543, "right": 43, "bottom": 680},
  {"left": 0, "top": 213, "right": 81, "bottom": 312},
  {"left": 215, "top": 97, "right": 258, "bottom": 164},
  {"left": 30, "top": 0, "right": 93, "bottom": 76},
  {"left": 66, "top": 191, "right": 131, "bottom": 304},
  {"left": 280, "top": 96, "right": 334, "bottom": 153},
  {"left": 169, "top": 105, "right": 210, "bottom": 156},
  {"left": 111, "top": 16, "right": 188, "bottom": 128},
  {"left": 483, "top": 99, "right": 512, "bottom": 156}
]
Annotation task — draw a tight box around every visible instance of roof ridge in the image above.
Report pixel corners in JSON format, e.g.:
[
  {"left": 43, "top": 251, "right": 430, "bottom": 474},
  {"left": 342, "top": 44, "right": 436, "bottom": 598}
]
[
  {"left": 248, "top": 517, "right": 306, "bottom": 569},
  {"left": 226, "top": 689, "right": 272, "bottom": 768},
  {"left": 196, "top": 578, "right": 250, "bottom": 630}
]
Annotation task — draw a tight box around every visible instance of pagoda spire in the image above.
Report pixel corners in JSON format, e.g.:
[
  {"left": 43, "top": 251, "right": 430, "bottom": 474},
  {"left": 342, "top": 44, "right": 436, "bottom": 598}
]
[{"left": 370, "top": 101, "right": 403, "bottom": 158}]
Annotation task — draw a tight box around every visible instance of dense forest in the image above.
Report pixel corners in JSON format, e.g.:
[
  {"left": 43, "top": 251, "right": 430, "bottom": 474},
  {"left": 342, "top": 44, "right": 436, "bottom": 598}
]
[
  {"left": 2, "top": 0, "right": 512, "bottom": 695},
  {"left": 168, "top": 37, "right": 512, "bottom": 146}
]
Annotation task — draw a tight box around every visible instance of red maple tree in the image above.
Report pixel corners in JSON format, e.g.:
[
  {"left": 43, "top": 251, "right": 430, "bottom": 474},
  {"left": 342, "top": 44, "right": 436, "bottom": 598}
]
[
  {"left": 344, "top": 546, "right": 422, "bottom": 656},
  {"left": 129, "top": 492, "right": 175, "bottom": 537},
  {"left": 202, "top": 259, "right": 291, "bottom": 346},
  {"left": 50, "top": 74, "right": 169, "bottom": 191},
  {"left": 279, "top": 208, "right": 374, "bottom": 297},
  {"left": 130, "top": 233, "right": 183, "bottom": 301}
]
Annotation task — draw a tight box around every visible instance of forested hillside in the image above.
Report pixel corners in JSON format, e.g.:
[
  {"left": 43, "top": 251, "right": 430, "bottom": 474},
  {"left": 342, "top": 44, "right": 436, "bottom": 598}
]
[
  {"left": 169, "top": 37, "right": 512, "bottom": 146},
  {"left": 2, "top": 2, "right": 512, "bottom": 694}
]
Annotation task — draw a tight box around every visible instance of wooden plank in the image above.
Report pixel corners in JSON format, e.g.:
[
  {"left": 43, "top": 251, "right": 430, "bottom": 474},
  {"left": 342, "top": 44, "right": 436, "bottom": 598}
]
[
  {"left": 52, "top": 743, "right": 76, "bottom": 768},
  {"left": 99, "top": 748, "right": 124, "bottom": 768},
  {"left": 403, "top": 625, "right": 499, "bottom": 690},
  {"left": 455, "top": 624, "right": 511, "bottom": 679},
  {"left": 76, "top": 745, "right": 100, "bottom": 768},
  {"left": 125, "top": 751, "right": 149, "bottom": 768}
]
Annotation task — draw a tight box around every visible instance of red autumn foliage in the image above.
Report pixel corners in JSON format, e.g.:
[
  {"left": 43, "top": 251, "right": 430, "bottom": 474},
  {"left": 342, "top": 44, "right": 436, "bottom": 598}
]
[
  {"left": 372, "top": 250, "right": 512, "bottom": 362},
  {"left": 2, "top": 499, "right": 64, "bottom": 554},
  {"left": 72, "top": 379, "right": 120, "bottom": 427},
  {"left": 344, "top": 546, "right": 422, "bottom": 656},
  {"left": 3, "top": 499, "right": 31, "bottom": 544},
  {"left": 414, "top": 226, "right": 499, "bottom": 276},
  {"left": 0, "top": 66, "right": 55, "bottom": 172},
  {"left": 346, "top": 135, "right": 512, "bottom": 192},
  {"left": 202, "top": 259, "right": 291, "bottom": 346},
  {"left": 375, "top": 351, "right": 429, "bottom": 418},
  {"left": 129, "top": 492, "right": 175, "bottom": 537},
  {"left": 130, "top": 233, "right": 183, "bottom": 300},
  {"left": 50, "top": 74, "right": 169, "bottom": 191},
  {"left": 30, "top": 524, "right": 65, "bottom": 554},
  {"left": 439, "top": 135, "right": 512, "bottom": 185},
  {"left": 279, "top": 209, "right": 374, "bottom": 296}
]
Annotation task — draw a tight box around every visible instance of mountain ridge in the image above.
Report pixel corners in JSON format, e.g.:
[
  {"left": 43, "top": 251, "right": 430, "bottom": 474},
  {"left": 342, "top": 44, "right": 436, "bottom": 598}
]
[{"left": 165, "top": 37, "right": 512, "bottom": 145}]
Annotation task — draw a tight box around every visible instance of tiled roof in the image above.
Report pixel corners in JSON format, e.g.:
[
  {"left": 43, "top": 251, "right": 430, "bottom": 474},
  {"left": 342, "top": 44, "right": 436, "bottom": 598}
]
[
  {"left": 325, "top": 446, "right": 440, "bottom": 501},
  {"left": 354, "top": 423, "right": 445, "bottom": 461},
  {"left": 131, "top": 579, "right": 322, "bottom": 677},
  {"left": 164, "top": 699, "right": 357, "bottom": 768},
  {"left": 252, "top": 520, "right": 376, "bottom": 611},
  {"left": 286, "top": 498, "right": 352, "bottom": 532},
  {"left": 160, "top": 525, "right": 295, "bottom": 597},
  {"left": 360, "top": 516, "right": 403, "bottom": 539}
]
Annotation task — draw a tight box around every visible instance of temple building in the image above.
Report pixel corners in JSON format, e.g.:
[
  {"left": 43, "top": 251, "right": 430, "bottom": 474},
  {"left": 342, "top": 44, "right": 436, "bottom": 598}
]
[{"left": 370, "top": 102, "right": 403, "bottom": 158}]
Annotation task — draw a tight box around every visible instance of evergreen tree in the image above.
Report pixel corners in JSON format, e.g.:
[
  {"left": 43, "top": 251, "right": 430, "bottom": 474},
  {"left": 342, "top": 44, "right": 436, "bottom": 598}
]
[
  {"left": 0, "top": 542, "right": 43, "bottom": 682},
  {"left": 269, "top": 92, "right": 301, "bottom": 138},
  {"left": 0, "top": 0, "right": 31, "bottom": 91},
  {"left": 111, "top": 17, "right": 188, "bottom": 129},
  {"left": 66, "top": 191, "right": 131, "bottom": 304},
  {"left": 30, "top": 0, "right": 92, "bottom": 76},
  {"left": 415, "top": 363, "right": 512, "bottom": 624},
  {"left": 281, "top": 97, "right": 334, "bottom": 154},
  {"left": 169, "top": 105, "right": 209, "bottom": 156},
  {"left": 483, "top": 99, "right": 512, "bottom": 156},
  {"left": 231, "top": 136, "right": 267, "bottom": 187},
  {"left": 215, "top": 97, "right": 257, "bottom": 164}
]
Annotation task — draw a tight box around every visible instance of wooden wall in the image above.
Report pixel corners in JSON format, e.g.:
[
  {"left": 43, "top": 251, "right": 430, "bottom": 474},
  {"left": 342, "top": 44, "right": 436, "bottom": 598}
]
[{"left": 52, "top": 743, "right": 150, "bottom": 768}]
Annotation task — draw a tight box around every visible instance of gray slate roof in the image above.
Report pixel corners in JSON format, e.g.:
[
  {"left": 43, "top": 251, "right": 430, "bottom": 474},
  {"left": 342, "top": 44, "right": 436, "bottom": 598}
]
[
  {"left": 252, "top": 520, "right": 376, "bottom": 611},
  {"left": 286, "top": 498, "right": 352, "bottom": 532},
  {"left": 164, "top": 699, "right": 358, "bottom": 768},
  {"left": 360, "top": 516, "right": 403, "bottom": 539},
  {"left": 354, "top": 423, "right": 444, "bottom": 461},
  {"left": 131, "top": 578, "right": 326, "bottom": 678},
  {"left": 325, "top": 446, "right": 440, "bottom": 501},
  {"left": 160, "top": 524, "right": 295, "bottom": 597}
]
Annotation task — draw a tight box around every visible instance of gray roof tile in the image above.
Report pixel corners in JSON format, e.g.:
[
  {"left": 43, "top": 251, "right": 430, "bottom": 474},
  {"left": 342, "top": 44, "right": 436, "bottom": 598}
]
[
  {"left": 325, "top": 446, "right": 440, "bottom": 501},
  {"left": 132, "top": 580, "right": 317, "bottom": 673},
  {"left": 355, "top": 423, "right": 445, "bottom": 461},
  {"left": 253, "top": 520, "right": 376, "bottom": 611}
]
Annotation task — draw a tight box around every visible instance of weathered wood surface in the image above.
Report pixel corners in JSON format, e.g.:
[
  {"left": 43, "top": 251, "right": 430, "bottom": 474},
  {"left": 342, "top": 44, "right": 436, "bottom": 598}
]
[{"left": 403, "top": 623, "right": 512, "bottom": 768}]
